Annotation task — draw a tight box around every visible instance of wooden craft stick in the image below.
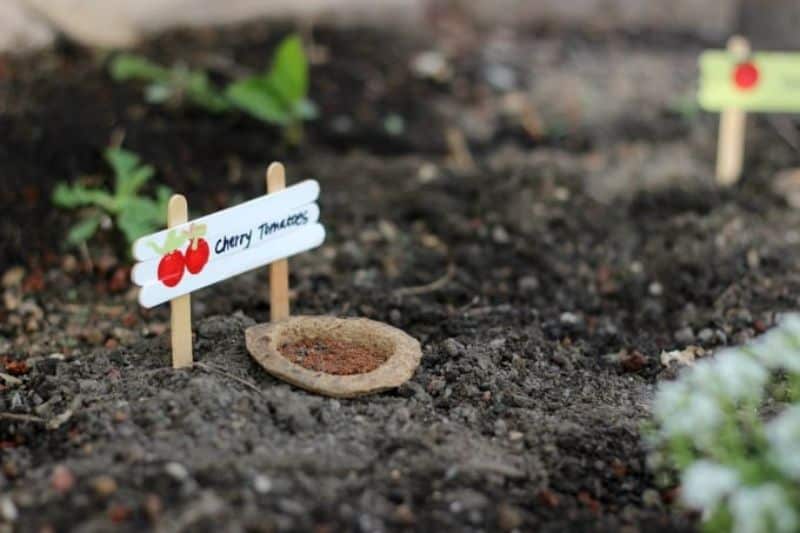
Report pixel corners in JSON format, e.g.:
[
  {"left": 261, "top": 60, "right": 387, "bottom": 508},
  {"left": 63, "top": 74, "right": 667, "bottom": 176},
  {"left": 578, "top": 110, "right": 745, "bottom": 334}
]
[
  {"left": 168, "top": 194, "right": 193, "bottom": 368},
  {"left": 267, "top": 162, "right": 290, "bottom": 321},
  {"left": 716, "top": 35, "right": 751, "bottom": 186}
]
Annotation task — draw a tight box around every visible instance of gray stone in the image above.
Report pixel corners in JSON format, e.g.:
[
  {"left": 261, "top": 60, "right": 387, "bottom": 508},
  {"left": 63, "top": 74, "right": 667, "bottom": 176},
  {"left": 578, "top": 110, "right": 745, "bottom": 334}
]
[{"left": 442, "top": 338, "right": 464, "bottom": 357}]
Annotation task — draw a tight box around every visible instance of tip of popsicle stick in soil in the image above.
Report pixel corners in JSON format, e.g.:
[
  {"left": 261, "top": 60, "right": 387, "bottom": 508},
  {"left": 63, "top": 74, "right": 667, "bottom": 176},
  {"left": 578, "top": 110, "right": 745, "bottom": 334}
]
[{"left": 245, "top": 315, "right": 421, "bottom": 398}]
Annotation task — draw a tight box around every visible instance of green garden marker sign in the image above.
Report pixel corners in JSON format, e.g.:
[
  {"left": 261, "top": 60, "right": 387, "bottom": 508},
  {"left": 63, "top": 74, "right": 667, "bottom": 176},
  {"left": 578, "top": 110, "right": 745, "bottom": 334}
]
[
  {"left": 699, "top": 51, "right": 800, "bottom": 112},
  {"left": 698, "top": 36, "right": 800, "bottom": 186}
]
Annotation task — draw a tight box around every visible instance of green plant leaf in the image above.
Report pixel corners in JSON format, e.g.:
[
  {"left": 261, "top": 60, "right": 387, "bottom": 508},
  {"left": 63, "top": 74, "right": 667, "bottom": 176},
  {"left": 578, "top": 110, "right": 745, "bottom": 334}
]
[
  {"left": 117, "top": 198, "right": 164, "bottom": 245},
  {"left": 110, "top": 54, "right": 170, "bottom": 83},
  {"left": 225, "top": 77, "right": 291, "bottom": 124},
  {"left": 66, "top": 215, "right": 101, "bottom": 246},
  {"left": 106, "top": 147, "right": 139, "bottom": 179},
  {"left": 185, "top": 71, "right": 232, "bottom": 112},
  {"left": 224, "top": 34, "right": 311, "bottom": 126},
  {"left": 265, "top": 34, "right": 308, "bottom": 105},
  {"left": 52, "top": 182, "right": 115, "bottom": 211},
  {"left": 106, "top": 147, "right": 155, "bottom": 200},
  {"left": 121, "top": 165, "right": 155, "bottom": 197}
]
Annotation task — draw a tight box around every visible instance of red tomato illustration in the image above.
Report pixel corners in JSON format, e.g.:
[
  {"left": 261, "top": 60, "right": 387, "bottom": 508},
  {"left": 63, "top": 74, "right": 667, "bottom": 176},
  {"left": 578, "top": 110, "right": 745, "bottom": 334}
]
[
  {"left": 185, "top": 238, "right": 210, "bottom": 274},
  {"left": 733, "top": 61, "right": 759, "bottom": 90},
  {"left": 158, "top": 250, "right": 185, "bottom": 287}
]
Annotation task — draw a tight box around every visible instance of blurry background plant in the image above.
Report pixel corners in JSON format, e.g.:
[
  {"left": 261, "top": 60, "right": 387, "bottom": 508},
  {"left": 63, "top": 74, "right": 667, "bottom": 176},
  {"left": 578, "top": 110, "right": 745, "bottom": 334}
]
[
  {"left": 52, "top": 147, "right": 171, "bottom": 249},
  {"left": 647, "top": 315, "right": 800, "bottom": 532},
  {"left": 110, "top": 33, "right": 316, "bottom": 143},
  {"left": 109, "top": 54, "right": 230, "bottom": 111}
]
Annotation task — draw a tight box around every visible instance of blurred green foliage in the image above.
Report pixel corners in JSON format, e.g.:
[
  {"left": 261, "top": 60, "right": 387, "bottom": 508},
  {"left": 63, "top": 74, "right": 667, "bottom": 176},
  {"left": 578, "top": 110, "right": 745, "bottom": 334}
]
[
  {"left": 52, "top": 148, "right": 171, "bottom": 247},
  {"left": 110, "top": 34, "right": 316, "bottom": 142}
]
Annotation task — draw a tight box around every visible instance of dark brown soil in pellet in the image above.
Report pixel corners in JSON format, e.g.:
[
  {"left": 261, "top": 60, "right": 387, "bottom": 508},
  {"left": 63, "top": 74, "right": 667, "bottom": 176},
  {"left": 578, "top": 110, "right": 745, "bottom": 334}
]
[{"left": 279, "top": 337, "right": 389, "bottom": 375}]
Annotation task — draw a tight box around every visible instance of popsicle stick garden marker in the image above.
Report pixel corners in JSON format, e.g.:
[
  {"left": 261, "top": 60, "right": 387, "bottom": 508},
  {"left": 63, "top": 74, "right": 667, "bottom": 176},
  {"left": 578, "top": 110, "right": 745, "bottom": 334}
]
[
  {"left": 699, "top": 36, "right": 800, "bottom": 186},
  {"left": 715, "top": 36, "right": 750, "bottom": 186},
  {"left": 132, "top": 162, "right": 422, "bottom": 396},
  {"left": 131, "top": 163, "right": 325, "bottom": 366}
]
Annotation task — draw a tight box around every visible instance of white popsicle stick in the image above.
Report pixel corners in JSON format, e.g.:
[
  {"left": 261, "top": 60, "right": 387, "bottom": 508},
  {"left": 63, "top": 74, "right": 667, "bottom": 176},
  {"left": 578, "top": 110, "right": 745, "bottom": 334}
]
[
  {"left": 131, "top": 202, "right": 319, "bottom": 286},
  {"left": 132, "top": 180, "right": 320, "bottom": 261},
  {"left": 138, "top": 223, "right": 326, "bottom": 308}
]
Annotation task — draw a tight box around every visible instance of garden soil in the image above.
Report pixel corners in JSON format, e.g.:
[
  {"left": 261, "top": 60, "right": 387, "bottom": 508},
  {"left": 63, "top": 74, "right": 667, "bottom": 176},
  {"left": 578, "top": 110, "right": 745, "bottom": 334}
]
[{"left": 2, "top": 17, "right": 800, "bottom": 532}]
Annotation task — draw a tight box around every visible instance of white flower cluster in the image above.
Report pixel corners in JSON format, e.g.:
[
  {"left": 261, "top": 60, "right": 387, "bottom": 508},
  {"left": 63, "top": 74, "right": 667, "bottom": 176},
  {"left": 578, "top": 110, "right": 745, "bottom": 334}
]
[
  {"left": 650, "top": 313, "right": 800, "bottom": 532},
  {"left": 729, "top": 485, "right": 798, "bottom": 533},
  {"left": 766, "top": 405, "right": 800, "bottom": 480}
]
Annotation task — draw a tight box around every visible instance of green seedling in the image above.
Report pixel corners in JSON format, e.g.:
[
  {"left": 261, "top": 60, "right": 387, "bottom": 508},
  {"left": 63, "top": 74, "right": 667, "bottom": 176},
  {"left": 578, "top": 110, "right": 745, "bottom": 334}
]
[
  {"left": 110, "top": 54, "right": 230, "bottom": 112},
  {"left": 52, "top": 147, "right": 172, "bottom": 248},
  {"left": 109, "top": 34, "right": 316, "bottom": 142},
  {"left": 225, "top": 34, "right": 317, "bottom": 141}
]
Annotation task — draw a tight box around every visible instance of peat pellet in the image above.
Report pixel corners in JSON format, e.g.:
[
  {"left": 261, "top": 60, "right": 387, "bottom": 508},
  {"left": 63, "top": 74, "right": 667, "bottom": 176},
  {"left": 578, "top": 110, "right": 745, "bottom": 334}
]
[{"left": 246, "top": 315, "right": 421, "bottom": 398}]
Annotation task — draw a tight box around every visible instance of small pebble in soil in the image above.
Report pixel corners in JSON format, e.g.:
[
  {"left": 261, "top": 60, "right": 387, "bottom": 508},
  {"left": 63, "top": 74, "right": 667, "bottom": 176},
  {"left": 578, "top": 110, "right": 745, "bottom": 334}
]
[
  {"left": 537, "top": 489, "right": 560, "bottom": 508},
  {"left": 144, "top": 494, "right": 163, "bottom": 522},
  {"left": 442, "top": 338, "right": 464, "bottom": 357},
  {"left": 253, "top": 475, "right": 272, "bottom": 494},
  {"left": 2, "top": 267, "right": 25, "bottom": 288},
  {"left": 484, "top": 63, "right": 517, "bottom": 91},
  {"left": 489, "top": 337, "right": 506, "bottom": 349},
  {"left": 411, "top": 50, "right": 451, "bottom": 82},
  {"left": 560, "top": 312, "right": 580, "bottom": 325},
  {"left": 90, "top": 475, "right": 117, "bottom": 497},
  {"left": 492, "top": 226, "right": 510, "bottom": 244},
  {"left": 648, "top": 282, "right": 663, "bottom": 296},
  {"left": 392, "top": 504, "right": 415, "bottom": 525},
  {"left": 619, "top": 349, "right": 647, "bottom": 373},
  {"left": 50, "top": 465, "right": 75, "bottom": 494},
  {"left": 0, "top": 496, "right": 17, "bottom": 522},
  {"left": 517, "top": 275, "right": 539, "bottom": 292},
  {"left": 642, "top": 489, "right": 662, "bottom": 509},
  {"left": 165, "top": 462, "right": 189, "bottom": 481},
  {"left": 660, "top": 346, "right": 705, "bottom": 368},
  {"left": 496, "top": 503, "right": 523, "bottom": 531}
]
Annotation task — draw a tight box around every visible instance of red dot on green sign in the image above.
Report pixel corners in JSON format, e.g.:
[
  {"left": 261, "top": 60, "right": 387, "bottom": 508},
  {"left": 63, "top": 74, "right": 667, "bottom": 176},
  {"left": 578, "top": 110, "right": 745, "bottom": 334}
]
[{"left": 733, "top": 62, "right": 759, "bottom": 90}]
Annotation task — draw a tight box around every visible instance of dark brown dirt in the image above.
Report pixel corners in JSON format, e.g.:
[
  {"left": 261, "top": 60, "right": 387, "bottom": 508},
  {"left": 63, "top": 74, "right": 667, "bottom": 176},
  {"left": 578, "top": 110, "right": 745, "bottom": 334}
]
[
  {"left": 2, "top": 12, "right": 800, "bottom": 533},
  {"left": 280, "top": 337, "right": 389, "bottom": 375}
]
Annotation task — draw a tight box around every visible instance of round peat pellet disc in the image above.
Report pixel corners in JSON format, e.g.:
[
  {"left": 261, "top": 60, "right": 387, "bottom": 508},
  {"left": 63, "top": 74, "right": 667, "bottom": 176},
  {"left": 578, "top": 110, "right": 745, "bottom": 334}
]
[{"left": 245, "top": 316, "right": 422, "bottom": 398}]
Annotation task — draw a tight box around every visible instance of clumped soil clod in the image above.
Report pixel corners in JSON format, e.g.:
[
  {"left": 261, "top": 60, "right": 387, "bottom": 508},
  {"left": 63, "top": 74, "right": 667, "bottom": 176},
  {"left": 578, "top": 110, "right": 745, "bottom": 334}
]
[{"left": 279, "top": 337, "right": 389, "bottom": 375}]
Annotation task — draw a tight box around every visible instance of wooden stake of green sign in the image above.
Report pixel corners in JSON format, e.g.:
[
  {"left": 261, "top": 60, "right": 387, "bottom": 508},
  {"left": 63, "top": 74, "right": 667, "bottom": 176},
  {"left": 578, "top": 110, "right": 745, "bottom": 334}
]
[{"left": 699, "top": 36, "right": 800, "bottom": 185}]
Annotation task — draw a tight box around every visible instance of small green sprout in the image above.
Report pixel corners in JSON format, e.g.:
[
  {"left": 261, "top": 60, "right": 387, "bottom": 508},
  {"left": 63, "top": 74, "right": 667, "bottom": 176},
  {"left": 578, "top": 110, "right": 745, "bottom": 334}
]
[
  {"left": 52, "top": 147, "right": 171, "bottom": 247},
  {"left": 109, "top": 34, "right": 316, "bottom": 142},
  {"left": 110, "top": 54, "right": 230, "bottom": 112},
  {"left": 225, "top": 34, "right": 316, "bottom": 141}
]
